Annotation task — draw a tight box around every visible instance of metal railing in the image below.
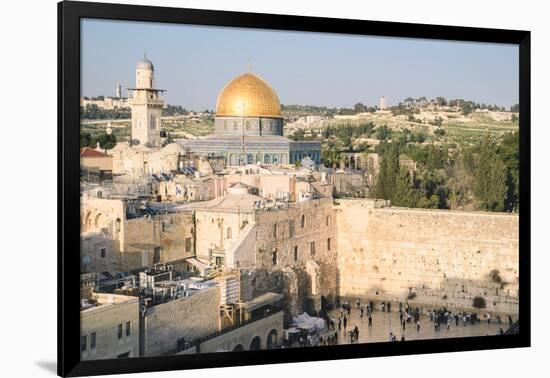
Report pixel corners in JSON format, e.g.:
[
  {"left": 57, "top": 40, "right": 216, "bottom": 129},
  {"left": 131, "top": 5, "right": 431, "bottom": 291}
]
[{"left": 164, "top": 307, "right": 282, "bottom": 355}]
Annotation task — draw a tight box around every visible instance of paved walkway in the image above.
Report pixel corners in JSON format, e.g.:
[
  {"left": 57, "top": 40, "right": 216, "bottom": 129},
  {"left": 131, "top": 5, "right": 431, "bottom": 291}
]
[{"left": 325, "top": 307, "right": 508, "bottom": 344}]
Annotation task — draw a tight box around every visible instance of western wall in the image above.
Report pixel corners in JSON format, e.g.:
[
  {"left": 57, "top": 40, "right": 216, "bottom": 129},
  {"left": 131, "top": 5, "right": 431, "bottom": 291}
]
[{"left": 335, "top": 199, "right": 519, "bottom": 315}]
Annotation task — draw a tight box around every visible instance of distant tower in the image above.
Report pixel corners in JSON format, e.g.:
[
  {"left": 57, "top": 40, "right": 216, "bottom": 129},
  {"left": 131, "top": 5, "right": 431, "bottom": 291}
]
[
  {"left": 115, "top": 83, "right": 122, "bottom": 98},
  {"left": 128, "top": 54, "right": 165, "bottom": 147},
  {"left": 380, "top": 96, "right": 386, "bottom": 110}
]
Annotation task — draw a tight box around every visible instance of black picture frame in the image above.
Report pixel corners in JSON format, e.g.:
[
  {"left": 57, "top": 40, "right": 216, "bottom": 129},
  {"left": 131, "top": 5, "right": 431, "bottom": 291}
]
[{"left": 58, "top": 1, "right": 531, "bottom": 376}]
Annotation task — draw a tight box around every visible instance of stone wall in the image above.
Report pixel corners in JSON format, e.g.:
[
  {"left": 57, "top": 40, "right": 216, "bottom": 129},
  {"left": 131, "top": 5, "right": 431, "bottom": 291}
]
[
  {"left": 197, "top": 311, "right": 283, "bottom": 353},
  {"left": 141, "top": 286, "right": 220, "bottom": 356},
  {"left": 336, "top": 199, "right": 519, "bottom": 315},
  {"left": 254, "top": 198, "right": 339, "bottom": 314},
  {"left": 80, "top": 294, "right": 140, "bottom": 360}
]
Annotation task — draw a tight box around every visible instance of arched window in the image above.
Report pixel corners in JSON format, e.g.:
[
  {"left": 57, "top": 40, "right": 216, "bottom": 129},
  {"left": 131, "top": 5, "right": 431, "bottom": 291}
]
[
  {"left": 326, "top": 215, "right": 330, "bottom": 226},
  {"left": 301, "top": 214, "right": 305, "bottom": 228},
  {"left": 115, "top": 218, "right": 121, "bottom": 233},
  {"left": 273, "top": 223, "right": 277, "bottom": 238},
  {"left": 227, "top": 227, "right": 232, "bottom": 239}
]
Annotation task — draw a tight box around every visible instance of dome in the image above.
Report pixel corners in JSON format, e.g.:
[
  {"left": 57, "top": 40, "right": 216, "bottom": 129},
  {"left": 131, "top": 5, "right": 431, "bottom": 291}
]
[
  {"left": 137, "top": 54, "right": 154, "bottom": 71},
  {"left": 216, "top": 73, "right": 282, "bottom": 118},
  {"left": 162, "top": 142, "right": 186, "bottom": 155}
]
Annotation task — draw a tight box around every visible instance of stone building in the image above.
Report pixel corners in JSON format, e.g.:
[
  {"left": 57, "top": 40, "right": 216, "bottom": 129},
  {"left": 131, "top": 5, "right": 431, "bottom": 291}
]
[
  {"left": 141, "top": 281, "right": 221, "bottom": 356},
  {"left": 178, "top": 70, "right": 321, "bottom": 166},
  {"left": 80, "top": 292, "right": 139, "bottom": 360},
  {"left": 80, "top": 196, "right": 195, "bottom": 272},
  {"left": 128, "top": 54, "right": 165, "bottom": 148},
  {"left": 105, "top": 57, "right": 185, "bottom": 176}
]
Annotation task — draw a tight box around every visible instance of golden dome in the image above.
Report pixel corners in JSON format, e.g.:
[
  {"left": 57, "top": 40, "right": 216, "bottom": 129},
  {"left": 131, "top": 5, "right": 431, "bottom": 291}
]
[{"left": 215, "top": 72, "right": 282, "bottom": 118}]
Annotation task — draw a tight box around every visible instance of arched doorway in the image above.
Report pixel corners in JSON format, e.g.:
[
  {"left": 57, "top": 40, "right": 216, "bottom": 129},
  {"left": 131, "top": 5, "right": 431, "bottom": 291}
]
[
  {"left": 249, "top": 336, "right": 261, "bottom": 351},
  {"left": 83, "top": 211, "right": 92, "bottom": 231},
  {"left": 266, "top": 329, "right": 278, "bottom": 349},
  {"left": 94, "top": 213, "right": 104, "bottom": 230},
  {"left": 232, "top": 344, "right": 245, "bottom": 352}
]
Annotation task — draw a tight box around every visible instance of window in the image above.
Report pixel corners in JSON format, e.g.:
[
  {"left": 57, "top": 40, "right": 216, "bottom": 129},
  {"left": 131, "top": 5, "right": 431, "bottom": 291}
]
[
  {"left": 327, "top": 238, "right": 331, "bottom": 251},
  {"left": 185, "top": 237, "right": 192, "bottom": 253},
  {"left": 126, "top": 321, "right": 131, "bottom": 337},
  {"left": 100, "top": 247, "right": 106, "bottom": 258},
  {"left": 294, "top": 246, "right": 298, "bottom": 261},
  {"left": 153, "top": 247, "right": 161, "bottom": 264},
  {"left": 81, "top": 335, "right": 87, "bottom": 352},
  {"left": 115, "top": 218, "right": 121, "bottom": 233},
  {"left": 273, "top": 223, "right": 277, "bottom": 238},
  {"left": 326, "top": 215, "right": 330, "bottom": 226},
  {"left": 117, "top": 323, "right": 123, "bottom": 339},
  {"left": 272, "top": 249, "right": 278, "bottom": 266},
  {"left": 90, "top": 332, "right": 96, "bottom": 349},
  {"left": 310, "top": 241, "right": 316, "bottom": 256},
  {"left": 227, "top": 227, "right": 232, "bottom": 239},
  {"left": 301, "top": 215, "right": 306, "bottom": 228}
]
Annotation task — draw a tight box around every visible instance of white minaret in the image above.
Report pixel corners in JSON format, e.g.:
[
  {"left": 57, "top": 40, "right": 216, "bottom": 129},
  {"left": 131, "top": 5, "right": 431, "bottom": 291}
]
[
  {"left": 380, "top": 96, "right": 386, "bottom": 110},
  {"left": 115, "top": 83, "right": 122, "bottom": 98},
  {"left": 128, "top": 54, "right": 165, "bottom": 147}
]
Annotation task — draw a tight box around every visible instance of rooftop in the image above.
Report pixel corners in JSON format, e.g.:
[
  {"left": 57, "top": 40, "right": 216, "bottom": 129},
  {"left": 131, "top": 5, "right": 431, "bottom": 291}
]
[{"left": 80, "top": 147, "right": 111, "bottom": 158}]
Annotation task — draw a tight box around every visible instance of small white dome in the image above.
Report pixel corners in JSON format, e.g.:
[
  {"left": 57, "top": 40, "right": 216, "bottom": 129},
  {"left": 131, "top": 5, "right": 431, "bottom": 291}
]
[
  {"left": 162, "top": 143, "right": 186, "bottom": 155},
  {"left": 137, "top": 54, "right": 154, "bottom": 71}
]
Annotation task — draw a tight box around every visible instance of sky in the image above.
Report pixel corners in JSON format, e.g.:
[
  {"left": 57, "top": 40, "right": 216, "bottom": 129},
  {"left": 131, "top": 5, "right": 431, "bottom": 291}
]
[{"left": 81, "top": 19, "right": 519, "bottom": 110}]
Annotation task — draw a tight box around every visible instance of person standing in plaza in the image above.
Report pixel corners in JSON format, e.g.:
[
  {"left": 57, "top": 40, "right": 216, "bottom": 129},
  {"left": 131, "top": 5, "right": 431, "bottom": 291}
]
[
  {"left": 368, "top": 314, "right": 373, "bottom": 327},
  {"left": 416, "top": 319, "right": 420, "bottom": 332}
]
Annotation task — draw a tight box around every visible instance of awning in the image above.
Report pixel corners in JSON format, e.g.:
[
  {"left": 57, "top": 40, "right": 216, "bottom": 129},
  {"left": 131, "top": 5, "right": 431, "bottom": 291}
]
[
  {"left": 186, "top": 258, "right": 212, "bottom": 273},
  {"left": 242, "top": 292, "right": 283, "bottom": 312}
]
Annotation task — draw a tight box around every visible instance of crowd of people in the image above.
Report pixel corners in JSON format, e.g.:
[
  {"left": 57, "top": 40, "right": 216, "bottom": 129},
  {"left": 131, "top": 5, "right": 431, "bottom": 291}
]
[{"left": 306, "top": 298, "right": 515, "bottom": 346}]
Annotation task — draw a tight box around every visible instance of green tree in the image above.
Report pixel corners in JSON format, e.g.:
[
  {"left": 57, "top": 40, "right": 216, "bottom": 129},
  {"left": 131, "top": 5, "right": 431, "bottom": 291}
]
[
  {"left": 392, "top": 166, "right": 417, "bottom": 207},
  {"left": 373, "top": 143, "right": 399, "bottom": 200},
  {"left": 474, "top": 137, "right": 508, "bottom": 211},
  {"left": 80, "top": 132, "right": 92, "bottom": 148},
  {"left": 354, "top": 102, "right": 367, "bottom": 113},
  {"left": 93, "top": 133, "right": 117, "bottom": 150}
]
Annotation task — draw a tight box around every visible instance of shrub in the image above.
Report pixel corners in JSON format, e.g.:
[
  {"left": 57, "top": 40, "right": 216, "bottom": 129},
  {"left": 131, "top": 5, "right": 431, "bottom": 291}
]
[
  {"left": 442, "top": 295, "right": 448, "bottom": 300},
  {"left": 407, "top": 292, "right": 417, "bottom": 300},
  {"left": 472, "top": 296, "right": 486, "bottom": 309},
  {"left": 489, "top": 269, "right": 502, "bottom": 284}
]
